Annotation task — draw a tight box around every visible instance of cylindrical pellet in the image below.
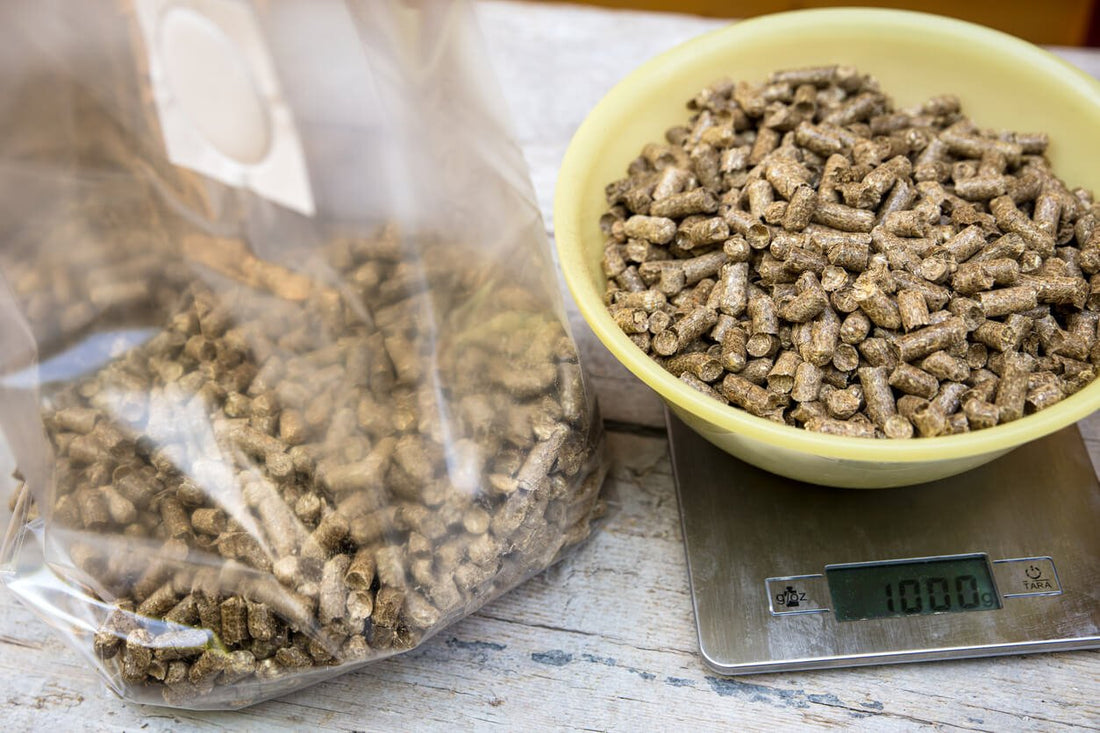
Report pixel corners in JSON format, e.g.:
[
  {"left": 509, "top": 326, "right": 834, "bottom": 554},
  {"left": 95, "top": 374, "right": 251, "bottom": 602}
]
[
  {"left": 825, "top": 386, "right": 863, "bottom": 419},
  {"left": 790, "top": 361, "right": 823, "bottom": 402},
  {"left": 894, "top": 318, "right": 967, "bottom": 362},
  {"left": 990, "top": 195, "right": 1055, "bottom": 256},
  {"left": 978, "top": 285, "right": 1038, "bottom": 317},
  {"left": 839, "top": 310, "right": 871, "bottom": 344},
  {"left": 937, "top": 224, "right": 987, "bottom": 262},
  {"left": 910, "top": 402, "right": 947, "bottom": 437},
  {"left": 882, "top": 414, "right": 915, "bottom": 439},
  {"left": 711, "top": 262, "right": 749, "bottom": 316},
  {"left": 963, "top": 397, "right": 1000, "bottom": 429},
  {"left": 664, "top": 352, "right": 724, "bottom": 383},
  {"left": 857, "top": 366, "right": 896, "bottom": 427},
  {"left": 720, "top": 324, "right": 748, "bottom": 372},
  {"left": 813, "top": 201, "right": 875, "bottom": 232},
  {"left": 889, "top": 363, "right": 939, "bottom": 399},
  {"left": 766, "top": 350, "right": 802, "bottom": 394},
  {"left": 623, "top": 215, "right": 677, "bottom": 244},
  {"left": 854, "top": 281, "right": 901, "bottom": 330},
  {"left": 782, "top": 185, "right": 818, "bottom": 232},
  {"left": 805, "top": 416, "right": 876, "bottom": 438},
  {"left": 994, "top": 351, "right": 1036, "bottom": 422},
  {"left": 721, "top": 373, "right": 781, "bottom": 417},
  {"left": 680, "top": 372, "right": 726, "bottom": 403},
  {"left": 723, "top": 208, "right": 772, "bottom": 249},
  {"left": 778, "top": 273, "right": 829, "bottom": 323},
  {"left": 859, "top": 337, "right": 898, "bottom": 369},
  {"left": 897, "top": 289, "right": 930, "bottom": 331},
  {"left": 920, "top": 351, "right": 971, "bottom": 383}
]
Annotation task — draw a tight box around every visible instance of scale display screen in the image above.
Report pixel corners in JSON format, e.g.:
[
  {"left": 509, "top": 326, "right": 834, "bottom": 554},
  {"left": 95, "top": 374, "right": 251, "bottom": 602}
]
[{"left": 826, "top": 554, "right": 1002, "bottom": 622}]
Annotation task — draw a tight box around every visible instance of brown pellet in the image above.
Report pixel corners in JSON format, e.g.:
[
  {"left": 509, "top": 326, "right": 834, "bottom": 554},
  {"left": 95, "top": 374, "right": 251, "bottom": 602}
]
[
  {"left": 784, "top": 246, "right": 828, "bottom": 275},
  {"left": 938, "top": 224, "right": 987, "bottom": 262},
  {"left": 782, "top": 185, "right": 818, "bottom": 231},
  {"left": 778, "top": 272, "right": 829, "bottom": 323},
  {"left": 978, "top": 285, "right": 1038, "bottom": 317},
  {"left": 859, "top": 337, "right": 898, "bottom": 369},
  {"left": 711, "top": 262, "right": 749, "bottom": 316},
  {"left": 889, "top": 363, "right": 939, "bottom": 399},
  {"left": 805, "top": 416, "right": 876, "bottom": 438},
  {"left": 813, "top": 201, "right": 876, "bottom": 232},
  {"left": 680, "top": 372, "right": 727, "bottom": 402},
  {"left": 990, "top": 195, "right": 1055, "bottom": 256},
  {"left": 963, "top": 397, "right": 1000, "bottom": 429},
  {"left": 748, "top": 288, "right": 779, "bottom": 335},
  {"left": 882, "top": 414, "right": 915, "bottom": 439},
  {"left": 741, "top": 357, "right": 775, "bottom": 386},
  {"left": 747, "top": 178, "right": 776, "bottom": 219},
  {"left": 910, "top": 402, "right": 947, "bottom": 437},
  {"left": 894, "top": 317, "right": 967, "bottom": 362},
  {"left": 897, "top": 289, "right": 930, "bottom": 331},
  {"left": 611, "top": 306, "right": 649, "bottom": 334},
  {"left": 748, "top": 125, "right": 780, "bottom": 164},
  {"left": 995, "top": 351, "right": 1036, "bottom": 422},
  {"left": 652, "top": 306, "right": 717, "bottom": 356},
  {"left": 650, "top": 188, "right": 718, "bottom": 218},
  {"left": 972, "top": 233, "right": 1026, "bottom": 264},
  {"left": 973, "top": 314, "right": 1029, "bottom": 352},
  {"left": 719, "top": 323, "right": 748, "bottom": 372},
  {"left": 766, "top": 350, "right": 802, "bottom": 394},
  {"left": 664, "top": 352, "right": 724, "bottom": 383},
  {"left": 857, "top": 366, "right": 896, "bottom": 427},
  {"left": 832, "top": 342, "right": 861, "bottom": 372},
  {"left": 825, "top": 386, "right": 863, "bottom": 419},
  {"left": 952, "top": 261, "right": 995, "bottom": 295},
  {"left": 1027, "top": 275, "right": 1090, "bottom": 307},
  {"left": 612, "top": 289, "right": 666, "bottom": 311},
  {"left": 920, "top": 351, "right": 971, "bottom": 382},
  {"left": 851, "top": 280, "right": 900, "bottom": 330},
  {"left": 721, "top": 373, "right": 783, "bottom": 417},
  {"left": 947, "top": 297, "right": 986, "bottom": 331},
  {"left": 839, "top": 310, "right": 872, "bottom": 344},
  {"left": 623, "top": 215, "right": 677, "bottom": 244},
  {"left": 791, "top": 361, "right": 823, "bottom": 402}
]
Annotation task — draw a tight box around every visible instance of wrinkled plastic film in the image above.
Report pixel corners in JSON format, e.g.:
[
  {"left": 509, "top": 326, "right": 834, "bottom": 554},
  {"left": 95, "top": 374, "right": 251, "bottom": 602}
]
[{"left": 0, "top": 0, "right": 607, "bottom": 709}]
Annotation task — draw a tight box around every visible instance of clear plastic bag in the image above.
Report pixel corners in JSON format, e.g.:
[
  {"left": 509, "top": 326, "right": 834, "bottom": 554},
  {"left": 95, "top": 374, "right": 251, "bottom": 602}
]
[{"left": 0, "top": 0, "right": 606, "bottom": 709}]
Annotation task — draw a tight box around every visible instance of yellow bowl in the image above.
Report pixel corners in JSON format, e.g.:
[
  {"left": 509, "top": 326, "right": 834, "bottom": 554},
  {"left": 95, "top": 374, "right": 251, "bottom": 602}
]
[{"left": 554, "top": 8, "right": 1100, "bottom": 488}]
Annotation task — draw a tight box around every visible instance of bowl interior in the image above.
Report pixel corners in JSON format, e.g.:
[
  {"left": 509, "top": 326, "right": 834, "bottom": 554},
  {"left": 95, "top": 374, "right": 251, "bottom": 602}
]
[{"left": 556, "top": 8, "right": 1100, "bottom": 463}]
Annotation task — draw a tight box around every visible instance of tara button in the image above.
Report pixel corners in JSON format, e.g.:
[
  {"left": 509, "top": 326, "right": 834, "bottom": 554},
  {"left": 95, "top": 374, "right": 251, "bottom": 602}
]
[{"left": 992, "top": 557, "right": 1062, "bottom": 598}]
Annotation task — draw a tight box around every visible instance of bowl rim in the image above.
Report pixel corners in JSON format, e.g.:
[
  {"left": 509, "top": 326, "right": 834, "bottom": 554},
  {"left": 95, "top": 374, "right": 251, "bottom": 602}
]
[{"left": 554, "top": 6, "right": 1100, "bottom": 463}]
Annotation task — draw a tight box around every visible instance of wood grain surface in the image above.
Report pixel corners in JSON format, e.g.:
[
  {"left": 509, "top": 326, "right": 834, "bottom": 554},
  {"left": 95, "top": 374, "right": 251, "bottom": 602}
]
[{"left": 1, "top": 2, "right": 1098, "bottom": 730}]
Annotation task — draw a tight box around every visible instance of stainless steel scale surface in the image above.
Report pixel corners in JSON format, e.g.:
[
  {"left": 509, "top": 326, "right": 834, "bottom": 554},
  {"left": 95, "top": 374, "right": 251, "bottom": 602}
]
[{"left": 668, "top": 411, "right": 1100, "bottom": 674}]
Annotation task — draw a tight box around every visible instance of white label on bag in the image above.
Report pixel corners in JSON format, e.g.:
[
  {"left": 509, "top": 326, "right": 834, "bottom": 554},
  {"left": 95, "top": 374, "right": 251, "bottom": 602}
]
[{"left": 134, "top": 0, "right": 315, "bottom": 216}]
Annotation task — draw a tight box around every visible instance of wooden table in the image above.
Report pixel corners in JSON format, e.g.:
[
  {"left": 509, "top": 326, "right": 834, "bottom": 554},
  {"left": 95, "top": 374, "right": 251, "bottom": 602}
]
[{"left": 2, "top": 2, "right": 1098, "bottom": 729}]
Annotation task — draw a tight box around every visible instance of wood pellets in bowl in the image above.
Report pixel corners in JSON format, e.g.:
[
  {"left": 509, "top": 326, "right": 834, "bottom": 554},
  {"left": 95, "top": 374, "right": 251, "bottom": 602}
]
[{"left": 599, "top": 66, "right": 1100, "bottom": 439}]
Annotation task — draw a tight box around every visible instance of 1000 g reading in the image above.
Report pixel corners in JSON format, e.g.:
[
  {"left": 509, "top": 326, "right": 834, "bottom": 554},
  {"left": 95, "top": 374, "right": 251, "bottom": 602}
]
[
  {"left": 883, "top": 575, "right": 996, "bottom": 614},
  {"left": 826, "top": 555, "right": 1002, "bottom": 622}
]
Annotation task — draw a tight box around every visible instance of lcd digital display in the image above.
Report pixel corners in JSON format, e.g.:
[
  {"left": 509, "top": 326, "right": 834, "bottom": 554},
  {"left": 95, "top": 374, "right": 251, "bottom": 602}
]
[{"left": 826, "top": 554, "right": 1002, "bottom": 622}]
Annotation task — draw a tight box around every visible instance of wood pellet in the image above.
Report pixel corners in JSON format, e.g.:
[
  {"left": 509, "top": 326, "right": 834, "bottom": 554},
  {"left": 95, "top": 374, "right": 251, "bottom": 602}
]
[
  {"left": 25, "top": 225, "right": 606, "bottom": 708},
  {"left": 601, "top": 66, "right": 1100, "bottom": 438}
]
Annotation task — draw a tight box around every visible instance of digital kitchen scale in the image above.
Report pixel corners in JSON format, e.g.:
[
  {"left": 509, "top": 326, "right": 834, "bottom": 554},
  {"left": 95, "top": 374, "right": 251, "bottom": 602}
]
[{"left": 668, "top": 411, "right": 1100, "bottom": 675}]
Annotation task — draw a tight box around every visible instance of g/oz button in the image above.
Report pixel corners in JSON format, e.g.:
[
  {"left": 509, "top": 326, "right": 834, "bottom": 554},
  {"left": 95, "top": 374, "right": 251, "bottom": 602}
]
[{"left": 766, "top": 574, "right": 829, "bottom": 615}]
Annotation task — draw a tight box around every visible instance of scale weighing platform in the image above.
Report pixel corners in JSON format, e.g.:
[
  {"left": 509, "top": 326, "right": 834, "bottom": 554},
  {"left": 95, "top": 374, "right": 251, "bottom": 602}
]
[{"left": 668, "top": 411, "right": 1100, "bottom": 674}]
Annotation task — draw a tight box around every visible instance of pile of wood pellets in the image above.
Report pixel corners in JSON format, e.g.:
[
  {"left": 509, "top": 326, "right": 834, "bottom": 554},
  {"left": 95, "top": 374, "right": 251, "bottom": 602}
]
[
  {"left": 600, "top": 66, "right": 1100, "bottom": 438},
  {"left": 13, "top": 225, "right": 605, "bottom": 708}
]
